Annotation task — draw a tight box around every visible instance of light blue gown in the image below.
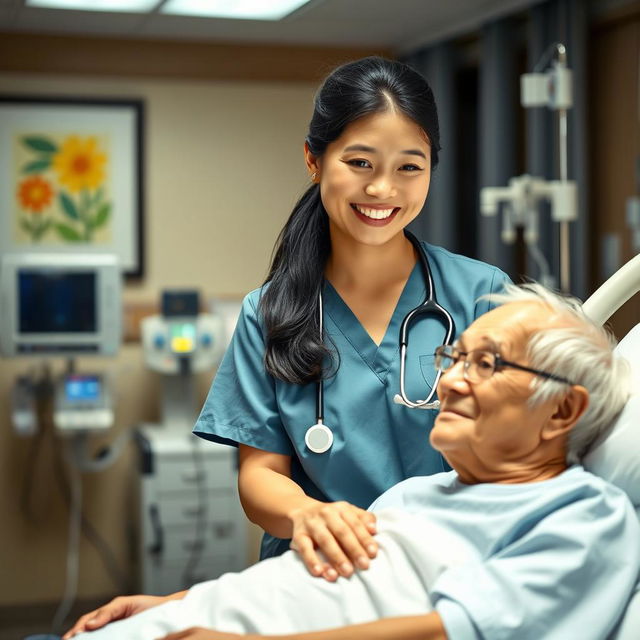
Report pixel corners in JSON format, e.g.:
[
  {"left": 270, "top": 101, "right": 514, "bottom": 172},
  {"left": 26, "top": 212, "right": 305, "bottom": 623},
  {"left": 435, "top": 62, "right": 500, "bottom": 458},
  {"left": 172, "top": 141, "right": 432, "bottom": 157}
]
[{"left": 194, "top": 242, "right": 510, "bottom": 558}]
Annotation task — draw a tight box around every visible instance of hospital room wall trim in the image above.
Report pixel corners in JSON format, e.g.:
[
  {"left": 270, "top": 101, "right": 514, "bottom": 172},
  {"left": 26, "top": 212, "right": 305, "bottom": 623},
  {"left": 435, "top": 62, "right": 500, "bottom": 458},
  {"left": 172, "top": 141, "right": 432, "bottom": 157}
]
[{"left": 0, "top": 32, "right": 390, "bottom": 83}]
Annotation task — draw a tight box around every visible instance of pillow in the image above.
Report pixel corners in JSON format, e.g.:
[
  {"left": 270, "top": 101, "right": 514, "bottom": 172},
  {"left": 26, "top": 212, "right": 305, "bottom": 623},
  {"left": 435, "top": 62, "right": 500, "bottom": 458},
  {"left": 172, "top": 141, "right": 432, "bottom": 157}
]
[{"left": 583, "top": 324, "right": 640, "bottom": 506}]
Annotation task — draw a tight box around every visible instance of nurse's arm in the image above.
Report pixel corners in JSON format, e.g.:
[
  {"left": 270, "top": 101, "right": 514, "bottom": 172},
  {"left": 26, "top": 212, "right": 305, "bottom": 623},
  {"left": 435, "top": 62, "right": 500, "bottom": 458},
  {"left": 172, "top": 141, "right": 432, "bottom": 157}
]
[
  {"left": 238, "top": 444, "right": 378, "bottom": 581},
  {"left": 159, "top": 613, "right": 447, "bottom": 640}
]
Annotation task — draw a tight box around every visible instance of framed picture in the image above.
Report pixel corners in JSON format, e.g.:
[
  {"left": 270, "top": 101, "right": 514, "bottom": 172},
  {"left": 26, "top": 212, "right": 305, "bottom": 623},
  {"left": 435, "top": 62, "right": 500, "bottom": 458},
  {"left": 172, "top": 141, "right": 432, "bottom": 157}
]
[{"left": 0, "top": 96, "right": 145, "bottom": 278}]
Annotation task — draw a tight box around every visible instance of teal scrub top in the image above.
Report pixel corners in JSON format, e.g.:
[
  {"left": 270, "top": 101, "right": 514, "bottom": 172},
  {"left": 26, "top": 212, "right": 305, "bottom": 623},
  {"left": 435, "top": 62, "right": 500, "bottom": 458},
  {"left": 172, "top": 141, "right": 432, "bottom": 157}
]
[{"left": 193, "top": 242, "right": 510, "bottom": 558}]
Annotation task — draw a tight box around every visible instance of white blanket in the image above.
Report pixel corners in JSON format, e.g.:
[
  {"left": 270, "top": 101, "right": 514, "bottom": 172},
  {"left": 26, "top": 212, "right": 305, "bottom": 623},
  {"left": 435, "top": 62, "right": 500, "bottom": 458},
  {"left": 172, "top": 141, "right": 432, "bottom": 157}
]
[{"left": 76, "top": 509, "right": 469, "bottom": 638}]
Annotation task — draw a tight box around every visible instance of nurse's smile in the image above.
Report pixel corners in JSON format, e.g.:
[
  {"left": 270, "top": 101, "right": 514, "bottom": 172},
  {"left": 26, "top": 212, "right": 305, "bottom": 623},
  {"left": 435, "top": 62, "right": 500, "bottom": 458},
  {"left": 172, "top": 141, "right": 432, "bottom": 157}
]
[{"left": 350, "top": 203, "right": 400, "bottom": 226}]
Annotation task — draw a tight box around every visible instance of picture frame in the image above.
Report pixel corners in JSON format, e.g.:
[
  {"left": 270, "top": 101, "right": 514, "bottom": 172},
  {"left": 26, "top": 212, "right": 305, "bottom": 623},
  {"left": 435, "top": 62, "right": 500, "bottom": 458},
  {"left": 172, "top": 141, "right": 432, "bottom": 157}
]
[{"left": 0, "top": 96, "right": 145, "bottom": 278}]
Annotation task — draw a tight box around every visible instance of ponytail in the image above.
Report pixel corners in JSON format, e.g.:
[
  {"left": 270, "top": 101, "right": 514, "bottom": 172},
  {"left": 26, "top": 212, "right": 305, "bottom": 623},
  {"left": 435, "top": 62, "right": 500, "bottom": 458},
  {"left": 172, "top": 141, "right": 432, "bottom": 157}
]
[{"left": 260, "top": 184, "right": 335, "bottom": 384}]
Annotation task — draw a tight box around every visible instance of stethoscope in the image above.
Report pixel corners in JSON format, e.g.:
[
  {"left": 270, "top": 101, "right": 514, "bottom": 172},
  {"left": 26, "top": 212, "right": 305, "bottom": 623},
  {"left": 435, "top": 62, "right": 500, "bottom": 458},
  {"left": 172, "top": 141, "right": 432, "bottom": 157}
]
[{"left": 304, "top": 231, "right": 456, "bottom": 454}]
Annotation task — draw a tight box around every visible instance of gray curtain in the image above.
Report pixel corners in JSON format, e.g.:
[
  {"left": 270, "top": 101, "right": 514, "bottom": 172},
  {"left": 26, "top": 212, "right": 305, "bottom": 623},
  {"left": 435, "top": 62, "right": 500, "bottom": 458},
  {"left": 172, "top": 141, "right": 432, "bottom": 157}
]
[
  {"left": 405, "top": 43, "right": 459, "bottom": 253},
  {"left": 477, "top": 17, "right": 519, "bottom": 276}
]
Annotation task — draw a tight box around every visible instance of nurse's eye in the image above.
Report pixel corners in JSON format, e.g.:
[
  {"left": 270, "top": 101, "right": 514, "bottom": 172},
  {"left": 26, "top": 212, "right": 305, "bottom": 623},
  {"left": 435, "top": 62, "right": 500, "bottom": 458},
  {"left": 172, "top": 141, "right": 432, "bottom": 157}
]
[
  {"left": 347, "top": 158, "right": 372, "bottom": 169},
  {"left": 400, "top": 163, "right": 424, "bottom": 172}
]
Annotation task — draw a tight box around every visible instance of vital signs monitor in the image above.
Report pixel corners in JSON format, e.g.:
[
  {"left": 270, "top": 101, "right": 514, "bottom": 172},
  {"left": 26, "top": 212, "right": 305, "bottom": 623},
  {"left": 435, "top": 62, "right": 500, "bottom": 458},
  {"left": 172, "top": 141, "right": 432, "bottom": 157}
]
[{"left": 0, "top": 253, "right": 122, "bottom": 357}]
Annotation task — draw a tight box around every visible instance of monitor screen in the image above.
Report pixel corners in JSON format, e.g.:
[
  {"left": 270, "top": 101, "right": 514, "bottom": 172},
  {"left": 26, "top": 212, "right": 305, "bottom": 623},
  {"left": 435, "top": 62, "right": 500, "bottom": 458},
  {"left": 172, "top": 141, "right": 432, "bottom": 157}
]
[
  {"left": 170, "top": 321, "right": 196, "bottom": 353},
  {"left": 18, "top": 270, "right": 97, "bottom": 334},
  {"left": 65, "top": 375, "right": 101, "bottom": 402}
]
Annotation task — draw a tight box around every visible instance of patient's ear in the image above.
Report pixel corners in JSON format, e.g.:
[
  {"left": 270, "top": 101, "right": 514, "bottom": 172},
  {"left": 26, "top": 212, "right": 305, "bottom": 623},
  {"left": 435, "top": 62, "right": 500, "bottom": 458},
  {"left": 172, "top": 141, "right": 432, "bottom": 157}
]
[{"left": 542, "top": 385, "right": 590, "bottom": 440}]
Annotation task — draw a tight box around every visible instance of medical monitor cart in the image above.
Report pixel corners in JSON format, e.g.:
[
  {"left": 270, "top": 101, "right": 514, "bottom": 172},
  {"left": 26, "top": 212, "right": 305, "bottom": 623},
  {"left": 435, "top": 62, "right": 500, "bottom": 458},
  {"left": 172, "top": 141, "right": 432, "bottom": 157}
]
[
  {"left": 0, "top": 252, "right": 123, "bottom": 635},
  {"left": 137, "top": 290, "right": 248, "bottom": 594}
]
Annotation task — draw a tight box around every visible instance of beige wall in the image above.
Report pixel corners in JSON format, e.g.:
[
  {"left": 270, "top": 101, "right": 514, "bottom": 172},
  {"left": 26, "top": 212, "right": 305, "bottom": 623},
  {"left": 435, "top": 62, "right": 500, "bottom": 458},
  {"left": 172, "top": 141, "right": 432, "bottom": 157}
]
[{"left": 0, "top": 71, "right": 316, "bottom": 605}]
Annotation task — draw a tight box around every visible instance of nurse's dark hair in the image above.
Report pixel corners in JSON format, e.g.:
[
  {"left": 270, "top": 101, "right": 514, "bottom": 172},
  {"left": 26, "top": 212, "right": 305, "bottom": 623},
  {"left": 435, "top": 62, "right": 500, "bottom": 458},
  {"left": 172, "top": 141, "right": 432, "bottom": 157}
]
[{"left": 260, "top": 56, "right": 440, "bottom": 384}]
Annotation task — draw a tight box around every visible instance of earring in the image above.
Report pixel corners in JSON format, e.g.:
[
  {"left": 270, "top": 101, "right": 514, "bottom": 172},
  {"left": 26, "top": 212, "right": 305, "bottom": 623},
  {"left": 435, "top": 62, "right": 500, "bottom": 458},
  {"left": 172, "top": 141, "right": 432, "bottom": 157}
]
[{"left": 311, "top": 171, "right": 317, "bottom": 182}]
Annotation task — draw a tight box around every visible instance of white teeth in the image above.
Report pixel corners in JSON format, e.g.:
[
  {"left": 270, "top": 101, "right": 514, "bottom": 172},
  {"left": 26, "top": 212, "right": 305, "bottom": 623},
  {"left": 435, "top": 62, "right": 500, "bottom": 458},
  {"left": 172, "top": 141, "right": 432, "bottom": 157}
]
[{"left": 353, "top": 205, "right": 396, "bottom": 219}]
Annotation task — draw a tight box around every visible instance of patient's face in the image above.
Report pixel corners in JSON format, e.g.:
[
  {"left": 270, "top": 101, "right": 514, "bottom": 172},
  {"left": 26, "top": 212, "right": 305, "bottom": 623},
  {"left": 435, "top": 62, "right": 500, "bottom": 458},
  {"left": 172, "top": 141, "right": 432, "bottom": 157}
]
[{"left": 431, "top": 302, "right": 561, "bottom": 480}]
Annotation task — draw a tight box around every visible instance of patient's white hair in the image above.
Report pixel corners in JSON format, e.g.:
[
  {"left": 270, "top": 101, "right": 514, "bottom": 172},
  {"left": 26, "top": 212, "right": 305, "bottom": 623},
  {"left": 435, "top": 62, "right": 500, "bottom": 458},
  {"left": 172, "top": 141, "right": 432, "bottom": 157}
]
[{"left": 485, "top": 282, "right": 630, "bottom": 464}]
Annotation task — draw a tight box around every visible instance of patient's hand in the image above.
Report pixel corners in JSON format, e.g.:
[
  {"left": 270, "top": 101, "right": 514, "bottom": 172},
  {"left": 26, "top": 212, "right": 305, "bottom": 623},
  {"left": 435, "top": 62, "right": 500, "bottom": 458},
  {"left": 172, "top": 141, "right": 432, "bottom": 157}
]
[
  {"left": 289, "top": 500, "right": 377, "bottom": 581},
  {"left": 62, "top": 593, "right": 181, "bottom": 638}
]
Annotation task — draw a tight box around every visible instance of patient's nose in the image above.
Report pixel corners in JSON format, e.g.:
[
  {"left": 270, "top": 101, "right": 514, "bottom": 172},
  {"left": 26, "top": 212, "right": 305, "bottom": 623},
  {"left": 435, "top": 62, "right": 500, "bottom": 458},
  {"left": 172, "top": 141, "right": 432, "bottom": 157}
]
[{"left": 437, "top": 360, "right": 470, "bottom": 395}]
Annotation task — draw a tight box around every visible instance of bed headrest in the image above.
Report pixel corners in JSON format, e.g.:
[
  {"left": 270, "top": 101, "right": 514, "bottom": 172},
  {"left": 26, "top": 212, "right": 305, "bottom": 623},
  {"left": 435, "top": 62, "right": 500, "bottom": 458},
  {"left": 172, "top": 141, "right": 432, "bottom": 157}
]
[{"left": 583, "top": 323, "right": 640, "bottom": 506}]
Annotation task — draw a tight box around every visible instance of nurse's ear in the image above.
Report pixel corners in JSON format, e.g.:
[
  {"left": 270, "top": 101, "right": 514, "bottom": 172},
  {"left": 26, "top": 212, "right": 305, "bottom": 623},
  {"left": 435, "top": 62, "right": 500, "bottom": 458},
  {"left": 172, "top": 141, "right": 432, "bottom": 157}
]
[{"left": 304, "top": 142, "right": 321, "bottom": 182}]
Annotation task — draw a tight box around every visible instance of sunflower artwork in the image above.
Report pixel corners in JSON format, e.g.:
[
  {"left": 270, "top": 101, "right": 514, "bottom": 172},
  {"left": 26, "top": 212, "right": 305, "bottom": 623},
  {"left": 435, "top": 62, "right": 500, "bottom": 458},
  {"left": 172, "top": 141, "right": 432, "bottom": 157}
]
[{"left": 15, "top": 133, "right": 111, "bottom": 244}]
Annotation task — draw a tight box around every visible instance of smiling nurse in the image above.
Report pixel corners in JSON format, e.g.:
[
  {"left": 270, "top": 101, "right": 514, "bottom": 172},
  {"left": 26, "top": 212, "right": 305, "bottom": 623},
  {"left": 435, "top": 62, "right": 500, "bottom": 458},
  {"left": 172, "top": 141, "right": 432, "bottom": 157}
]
[{"left": 194, "top": 56, "right": 511, "bottom": 581}]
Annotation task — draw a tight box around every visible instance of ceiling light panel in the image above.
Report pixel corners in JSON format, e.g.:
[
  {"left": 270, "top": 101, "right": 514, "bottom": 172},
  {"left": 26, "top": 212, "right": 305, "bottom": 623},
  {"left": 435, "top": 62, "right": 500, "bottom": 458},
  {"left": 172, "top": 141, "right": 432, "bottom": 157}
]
[
  {"left": 161, "top": 0, "right": 312, "bottom": 20},
  {"left": 26, "top": 0, "right": 161, "bottom": 11}
]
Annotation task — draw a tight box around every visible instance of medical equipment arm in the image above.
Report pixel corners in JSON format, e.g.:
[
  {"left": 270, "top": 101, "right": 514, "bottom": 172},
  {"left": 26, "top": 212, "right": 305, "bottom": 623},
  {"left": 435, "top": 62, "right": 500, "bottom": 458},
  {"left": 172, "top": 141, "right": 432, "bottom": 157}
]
[{"left": 237, "top": 444, "right": 377, "bottom": 581}]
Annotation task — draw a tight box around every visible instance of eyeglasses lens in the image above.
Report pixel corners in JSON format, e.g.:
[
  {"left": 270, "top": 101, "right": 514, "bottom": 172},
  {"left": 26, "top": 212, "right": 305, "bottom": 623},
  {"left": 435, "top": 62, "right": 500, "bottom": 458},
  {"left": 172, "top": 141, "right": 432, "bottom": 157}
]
[
  {"left": 467, "top": 351, "right": 496, "bottom": 382},
  {"left": 435, "top": 347, "right": 496, "bottom": 383}
]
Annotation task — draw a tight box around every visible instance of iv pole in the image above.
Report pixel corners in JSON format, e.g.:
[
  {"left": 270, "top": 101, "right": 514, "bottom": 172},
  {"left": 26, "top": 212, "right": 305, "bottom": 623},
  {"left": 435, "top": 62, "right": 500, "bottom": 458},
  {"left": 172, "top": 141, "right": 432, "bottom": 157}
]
[
  {"left": 480, "top": 42, "right": 577, "bottom": 292},
  {"left": 556, "top": 44, "right": 571, "bottom": 291}
]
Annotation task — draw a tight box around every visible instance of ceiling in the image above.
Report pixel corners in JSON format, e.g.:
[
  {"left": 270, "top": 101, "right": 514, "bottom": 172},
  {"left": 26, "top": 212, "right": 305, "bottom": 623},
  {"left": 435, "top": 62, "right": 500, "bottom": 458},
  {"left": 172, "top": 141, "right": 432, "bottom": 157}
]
[{"left": 0, "top": 0, "right": 545, "bottom": 55}]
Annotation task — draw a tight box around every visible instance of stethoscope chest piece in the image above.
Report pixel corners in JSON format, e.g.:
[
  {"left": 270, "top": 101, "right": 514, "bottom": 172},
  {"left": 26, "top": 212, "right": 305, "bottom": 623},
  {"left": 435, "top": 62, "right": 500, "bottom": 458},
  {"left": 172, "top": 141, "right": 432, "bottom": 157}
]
[{"left": 305, "top": 421, "right": 333, "bottom": 454}]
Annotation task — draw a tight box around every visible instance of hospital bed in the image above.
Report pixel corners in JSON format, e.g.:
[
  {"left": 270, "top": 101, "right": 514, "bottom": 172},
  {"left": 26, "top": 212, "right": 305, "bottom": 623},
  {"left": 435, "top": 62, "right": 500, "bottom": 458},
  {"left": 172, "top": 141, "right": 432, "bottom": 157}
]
[{"left": 582, "top": 253, "right": 640, "bottom": 640}]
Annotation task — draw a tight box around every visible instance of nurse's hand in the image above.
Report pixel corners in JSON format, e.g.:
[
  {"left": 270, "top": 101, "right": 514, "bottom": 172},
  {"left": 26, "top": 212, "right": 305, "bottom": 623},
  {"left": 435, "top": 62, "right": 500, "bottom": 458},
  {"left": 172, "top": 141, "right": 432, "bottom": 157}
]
[
  {"left": 289, "top": 501, "right": 378, "bottom": 581},
  {"left": 62, "top": 592, "right": 186, "bottom": 638}
]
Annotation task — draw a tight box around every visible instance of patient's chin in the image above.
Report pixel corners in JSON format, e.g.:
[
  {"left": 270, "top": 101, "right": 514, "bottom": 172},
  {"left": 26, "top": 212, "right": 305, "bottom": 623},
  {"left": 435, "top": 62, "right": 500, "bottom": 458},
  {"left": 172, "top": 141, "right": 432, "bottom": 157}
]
[{"left": 430, "top": 417, "right": 465, "bottom": 452}]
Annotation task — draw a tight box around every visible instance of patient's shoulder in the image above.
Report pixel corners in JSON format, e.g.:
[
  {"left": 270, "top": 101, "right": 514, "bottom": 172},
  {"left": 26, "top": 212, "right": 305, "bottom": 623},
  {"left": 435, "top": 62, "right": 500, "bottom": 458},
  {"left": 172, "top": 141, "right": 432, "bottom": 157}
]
[{"left": 368, "top": 471, "right": 457, "bottom": 512}]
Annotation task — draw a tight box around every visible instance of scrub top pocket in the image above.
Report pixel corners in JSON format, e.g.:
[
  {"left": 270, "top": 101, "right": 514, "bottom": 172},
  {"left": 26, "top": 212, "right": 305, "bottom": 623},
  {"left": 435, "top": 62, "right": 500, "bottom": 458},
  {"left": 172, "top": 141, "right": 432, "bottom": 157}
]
[{"left": 419, "top": 354, "right": 437, "bottom": 391}]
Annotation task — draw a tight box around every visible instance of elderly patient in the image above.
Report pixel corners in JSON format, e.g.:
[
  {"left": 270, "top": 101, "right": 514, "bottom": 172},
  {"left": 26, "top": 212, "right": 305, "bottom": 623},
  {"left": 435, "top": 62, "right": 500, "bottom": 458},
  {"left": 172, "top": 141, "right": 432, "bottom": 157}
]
[{"left": 66, "top": 283, "right": 640, "bottom": 640}]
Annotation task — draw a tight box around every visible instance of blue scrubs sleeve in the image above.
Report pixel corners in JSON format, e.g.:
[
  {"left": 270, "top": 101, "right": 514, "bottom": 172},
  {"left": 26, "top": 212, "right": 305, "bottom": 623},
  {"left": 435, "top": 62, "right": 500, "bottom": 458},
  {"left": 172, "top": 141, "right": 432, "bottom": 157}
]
[
  {"left": 193, "top": 292, "right": 294, "bottom": 456},
  {"left": 473, "top": 267, "right": 511, "bottom": 318}
]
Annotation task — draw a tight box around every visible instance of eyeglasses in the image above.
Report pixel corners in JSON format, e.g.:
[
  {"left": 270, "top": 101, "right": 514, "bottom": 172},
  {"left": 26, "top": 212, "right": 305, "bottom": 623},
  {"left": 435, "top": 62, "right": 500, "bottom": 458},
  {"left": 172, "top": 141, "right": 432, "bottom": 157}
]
[{"left": 434, "top": 344, "right": 575, "bottom": 386}]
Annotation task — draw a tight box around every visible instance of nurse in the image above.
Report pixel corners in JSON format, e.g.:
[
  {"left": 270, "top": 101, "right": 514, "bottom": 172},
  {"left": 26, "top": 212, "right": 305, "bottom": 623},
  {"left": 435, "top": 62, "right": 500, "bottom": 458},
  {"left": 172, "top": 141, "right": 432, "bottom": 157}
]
[{"left": 194, "top": 56, "right": 510, "bottom": 581}]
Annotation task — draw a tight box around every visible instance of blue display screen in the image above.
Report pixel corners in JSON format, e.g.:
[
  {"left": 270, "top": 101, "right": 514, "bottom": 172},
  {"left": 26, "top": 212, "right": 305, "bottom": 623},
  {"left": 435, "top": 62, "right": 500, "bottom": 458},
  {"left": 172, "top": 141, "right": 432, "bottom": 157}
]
[
  {"left": 65, "top": 375, "right": 101, "bottom": 401},
  {"left": 19, "top": 270, "right": 96, "bottom": 334}
]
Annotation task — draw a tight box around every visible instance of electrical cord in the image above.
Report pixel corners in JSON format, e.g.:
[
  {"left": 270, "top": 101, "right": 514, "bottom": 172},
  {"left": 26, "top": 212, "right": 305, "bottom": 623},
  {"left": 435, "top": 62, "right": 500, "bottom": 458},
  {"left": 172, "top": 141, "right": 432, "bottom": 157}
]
[
  {"left": 22, "top": 428, "right": 131, "bottom": 595},
  {"left": 51, "top": 439, "right": 82, "bottom": 635},
  {"left": 52, "top": 435, "right": 131, "bottom": 595},
  {"left": 20, "top": 365, "right": 55, "bottom": 524},
  {"left": 20, "top": 423, "right": 53, "bottom": 524},
  {"left": 17, "top": 369, "right": 132, "bottom": 634},
  {"left": 527, "top": 240, "right": 556, "bottom": 289}
]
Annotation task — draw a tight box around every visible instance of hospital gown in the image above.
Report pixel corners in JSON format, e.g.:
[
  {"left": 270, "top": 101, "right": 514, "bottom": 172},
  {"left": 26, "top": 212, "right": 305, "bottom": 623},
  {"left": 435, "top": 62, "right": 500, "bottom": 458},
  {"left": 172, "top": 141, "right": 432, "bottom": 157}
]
[{"left": 76, "top": 466, "right": 639, "bottom": 640}]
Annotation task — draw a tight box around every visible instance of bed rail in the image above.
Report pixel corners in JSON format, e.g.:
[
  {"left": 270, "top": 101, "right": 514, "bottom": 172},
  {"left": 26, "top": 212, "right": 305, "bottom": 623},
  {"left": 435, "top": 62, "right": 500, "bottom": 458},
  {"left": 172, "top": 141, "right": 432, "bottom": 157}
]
[{"left": 583, "top": 254, "right": 640, "bottom": 325}]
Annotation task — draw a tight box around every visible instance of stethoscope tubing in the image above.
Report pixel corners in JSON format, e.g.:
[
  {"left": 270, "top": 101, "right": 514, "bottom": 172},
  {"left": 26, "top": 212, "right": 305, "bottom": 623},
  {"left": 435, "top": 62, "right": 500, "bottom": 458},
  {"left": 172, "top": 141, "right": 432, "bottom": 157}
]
[
  {"left": 316, "top": 290, "right": 325, "bottom": 423},
  {"left": 396, "top": 231, "right": 455, "bottom": 409},
  {"left": 308, "top": 231, "right": 455, "bottom": 452}
]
